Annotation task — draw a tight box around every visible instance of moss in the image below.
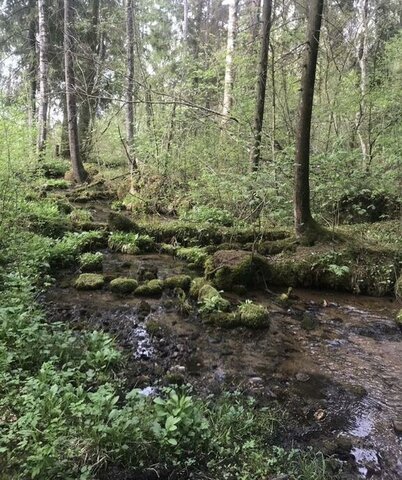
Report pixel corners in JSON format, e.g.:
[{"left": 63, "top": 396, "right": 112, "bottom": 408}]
[
  {"left": 396, "top": 310, "right": 402, "bottom": 327},
  {"left": 108, "top": 212, "right": 138, "bottom": 232},
  {"left": 206, "top": 250, "right": 271, "bottom": 291},
  {"left": 138, "top": 265, "right": 158, "bottom": 281},
  {"left": 164, "top": 275, "right": 192, "bottom": 291},
  {"left": 41, "top": 179, "right": 70, "bottom": 191},
  {"left": 135, "top": 279, "right": 163, "bottom": 297},
  {"left": 189, "top": 277, "right": 209, "bottom": 298},
  {"left": 236, "top": 302, "right": 270, "bottom": 329},
  {"left": 79, "top": 252, "right": 103, "bottom": 272},
  {"left": 176, "top": 247, "right": 208, "bottom": 269},
  {"left": 110, "top": 277, "right": 138, "bottom": 294},
  {"left": 256, "top": 238, "right": 297, "bottom": 255},
  {"left": 198, "top": 284, "right": 230, "bottom": 313},
  {"left": 301, "top": 312, "right": 318, "bottom": 331},
  {"left": 74, "top": 273, "right": 104, "bottom": 290}
]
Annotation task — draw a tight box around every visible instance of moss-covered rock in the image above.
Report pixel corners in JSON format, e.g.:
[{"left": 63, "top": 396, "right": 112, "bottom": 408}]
[
  {"left": 74, "top": 273, "right": 105, "bottom": 290},
  {"left": 135, "top": 279, "right": 163, "bottom": 297},
  {"left": 396, "top": 310, "right": 402, "bottom": 328},
  {"left": 176, "top": 246, "right": 208, "bottom": 269},
  {"left": 79, "top": 252, "right": 103, "bottom": 272},
  {"left": 205, "top": 250, "right": 270, "bottom": 290},
  {"left": 189, "top": 277, "right": 209, "bottom": 298},
  {"left": 108, "top": 212, "right": 139, "bottom": 232},
  {"left": 138, "top": 264, "right": 158, "bottom": 281},
  {"left": 164, "top": 274, "right": 192, "bottom": 291},
  {"left": 236, "top": 301, "right": 270, "bottom": 329},
  {"left": 301, "top": 312, "right": 318, "bottom": 331},
  {"left": 110, "top": 277, "right": 138, "bottom": 294},
  {"left": 198, "top": 284, "right": 230, "bottom": 313}
]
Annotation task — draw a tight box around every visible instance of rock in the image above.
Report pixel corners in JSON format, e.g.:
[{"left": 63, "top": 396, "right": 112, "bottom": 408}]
[
  {"left": 135, "top": 279, "right": 163, "bottom": 297},
  {"left": 74, "top": 273, "right": 105, "bottom": 290},
  {"left": 393, "top": 418, "right": 402, "bottom": 433},
  {"left": 235, "top": 301, "right": 270, "bottom": 329},
  {"left": 295, "top": 372, "right": 310, "bottom": 382},
  {"left": 163, "top": 274, "right": 192, "bottom": 291},
  {"left": 301, "top": 311, "right": 318, "bottom": 330},
  {"left": 198, "top": 284, "right": 230, "bottom": 312},
  {"left": 108, "top": 212, "right": 138, "bottom": 232},
  {"left": 110, "top": 277, "right": 138, "bottom": 294},
  {"left": 205, "top": 249, "right": 271, "bottom": 290},
  {"left": 137, "top": 300, "right": 151, "bottom": 317},
  {"left": 189, "top": 277, "right": 208, "bottom": 298},
  {"left": 138, "top": 264, "right": 158, "bottom": 281}
]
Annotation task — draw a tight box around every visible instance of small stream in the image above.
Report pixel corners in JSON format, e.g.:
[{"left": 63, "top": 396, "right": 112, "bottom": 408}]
[{"left": 45, "top": 249, "right": 402, "bottom": 479}]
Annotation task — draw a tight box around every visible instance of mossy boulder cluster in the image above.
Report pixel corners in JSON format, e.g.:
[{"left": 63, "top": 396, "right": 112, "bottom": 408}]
[{"left": 74, "top": 273, "right": 105, "bottom": 290}]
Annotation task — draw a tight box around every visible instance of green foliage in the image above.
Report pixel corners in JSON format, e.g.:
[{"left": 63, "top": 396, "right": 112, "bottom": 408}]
[
  {"left": 181, "top": 205, "right": 234, "bottom": 226},
  {"left": 79, "top": 252, "right": 103, "bottom": 272},
  {"left": 69, "top": 208, "right": 94, "bottom": 225},
  {"left": 198, "top": 284, "right": 230, "bottom": 314},
  {"left": 108, "top": 232, "right": 155, "bottom": 254}
]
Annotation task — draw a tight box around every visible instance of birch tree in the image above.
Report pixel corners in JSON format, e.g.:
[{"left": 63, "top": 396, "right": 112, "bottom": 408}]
[
  {"left": 221, "top": 0, "right": 239, "bottom": 122},
  {"left": 126, "top": 0, "right": 137, "bottom": 176},
  {"left": 37, "top": 0, "right": 48, "bottom": 155}
]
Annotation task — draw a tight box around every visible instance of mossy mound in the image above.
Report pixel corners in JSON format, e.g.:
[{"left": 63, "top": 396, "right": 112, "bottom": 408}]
[
  {"left": 205, "top": 250, "right": 270, "bottom": 291},
  {"left": 235, "top": 302, "right": 270, "bottom": 329},
  {"left": 176, "top": 247, "right": 208, "bottom": 269},
  {"left": 269, "top": 244, "right": 401, "bottom": 296},
  {"left": 255, "top": 238, "right": 297, "bottom": 255},
  {"left": 79, "top": 252, "right": 103, "bottom": 272},
  {"left": 189, "top": 277, "right": 209, "bottom": 298},
  {"left": 108, "top": 212, "right": 139, "bottom": 232},
  {"left": 164, "top": 275, "right": 192, "bottom": 291},
  {"left": 110, "top": 277, "right": 138, "bottom": 294},
  {"left": 135, "top": 279, "right": 163, "bottom": 297},
  {"left": 74, "top": 273, "right": 105, "bottom": 290},
  {"left": 198, "top": 284, "right": 230, "bottom": 313}
]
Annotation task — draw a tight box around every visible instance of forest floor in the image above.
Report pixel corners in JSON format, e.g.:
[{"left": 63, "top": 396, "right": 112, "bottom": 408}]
[{"left": 2, "top": 166, "right": 402, "bottom": 479}]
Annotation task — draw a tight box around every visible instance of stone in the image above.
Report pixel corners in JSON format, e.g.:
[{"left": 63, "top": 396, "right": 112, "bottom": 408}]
[
  {"left": 110, "top": 277, "right": 138, "bottom": 294},
  {"left": 74, "top": 273, "right": 105, "bottom": 290}
]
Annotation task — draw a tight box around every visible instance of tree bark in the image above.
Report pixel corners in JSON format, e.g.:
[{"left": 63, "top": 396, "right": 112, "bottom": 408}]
[
  {"left": 28, "top": 0, "right": 37, "bottom": 132},
  {"left": 221, "top": 0, "right": 239, "bottom": 123},
  {"left": 126, "top": 0, "right": 138, "bottom": 173},
  {"left": 294, "top": 0, "right": 324, "bottom": 236},
  {"left": 37, "top": 0, "right": 49, "bottom": 156},
  {"left": 64, "top": 0, "right": 88, "bottom": 183},
  {"left": 183, "top": 0, "right": 189, "bottom": 43},
  {"left": 78, "top": 0, "right": 100, "bottom": 162},
  {"left": 249, "top": 0, "right": 273, "bottom": 170}
]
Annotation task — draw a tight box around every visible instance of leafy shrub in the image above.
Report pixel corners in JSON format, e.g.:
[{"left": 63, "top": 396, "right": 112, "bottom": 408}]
[{"left": 181, "top": 205, "right": 234, "bottom": 226}]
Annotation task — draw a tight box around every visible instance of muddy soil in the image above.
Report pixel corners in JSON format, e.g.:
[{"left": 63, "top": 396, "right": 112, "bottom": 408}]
[{"left": 43, "top": 244, "right": 402, "bottom": 480}]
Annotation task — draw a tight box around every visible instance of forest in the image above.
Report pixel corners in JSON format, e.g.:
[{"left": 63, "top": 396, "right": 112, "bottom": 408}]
[{"left": 0, "top": 0, "right": 401, "bottom": 479}]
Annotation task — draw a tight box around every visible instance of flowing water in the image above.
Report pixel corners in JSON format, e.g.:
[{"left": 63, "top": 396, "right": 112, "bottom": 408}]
[{"left": 45, "top": 249, "right": 402, "bottom": 479}]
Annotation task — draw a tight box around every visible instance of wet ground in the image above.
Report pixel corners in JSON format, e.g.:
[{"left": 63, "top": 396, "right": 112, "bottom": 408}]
[{"left": 43, "top": 246, "right": 402, "bottom": 479}]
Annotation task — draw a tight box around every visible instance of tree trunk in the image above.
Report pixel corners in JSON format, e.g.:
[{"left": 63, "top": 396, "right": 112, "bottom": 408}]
[
  {"left": 37, "top": 0, "right": 49, "bottom": 156},
  {"left": 249, "top": 0, "right": 273, "bottom": 170},
  {"left": 78, "top": 0, "right": 100, "bottom": 162},
  {"left": 221, "top": 0, "right": 238, "bottom": 123},
  {"left": 126, "top": 0, "right": 138, "bottom": 174},
  {"left": 64, "top": 0, "right": 88, "bottom": 183},
  {"left": 183, "top": 0, "right": 189, "bottom": 43},
  {"left": 354, "top": 0, "right": 370, "bottom": 170},
  {"left": 28, "top": 1, "right": 37, "bottom": 132},
  {"left": 294, "top": 0, "right": 324, "bottom": 236}
]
